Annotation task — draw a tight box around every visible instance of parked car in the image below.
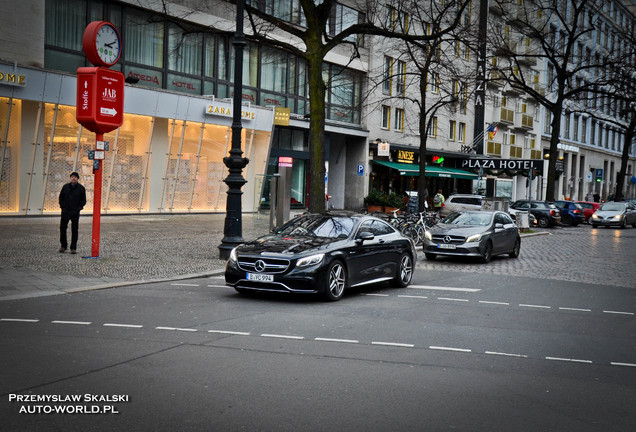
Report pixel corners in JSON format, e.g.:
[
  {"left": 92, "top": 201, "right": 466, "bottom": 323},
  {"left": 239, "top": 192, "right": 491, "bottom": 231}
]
[
  {"left": 423, "top": 210, "right": 520, "bottom": 263},
  {"left": 225, "top": 212, "right": 416, "bottom": 301},
  {"left": 509, "top": 200, "right": 561, "bottom": 228},
  {"left": 590, "top": 202, "right": 636, "bottom": 228},
  {"left": 439, "top": 194, "right": 484, "bottom": 217},
  {"left": 508, "top": 207, "right": 537, "bottom": 227},
  {"left": 576, "top": 201, "right": 601, "bottom": 224},
  {"left": 552, "top": 200, "right": 584, "bottom": 226}
]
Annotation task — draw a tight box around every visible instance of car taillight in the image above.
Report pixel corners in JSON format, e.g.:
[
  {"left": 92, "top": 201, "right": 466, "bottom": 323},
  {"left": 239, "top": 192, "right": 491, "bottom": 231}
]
[
  {"left": 550, "top": 210, "right": 556, "bottom": 216},
  {"left": 573, "top": 209, "right": 581, "bottom": 214}
]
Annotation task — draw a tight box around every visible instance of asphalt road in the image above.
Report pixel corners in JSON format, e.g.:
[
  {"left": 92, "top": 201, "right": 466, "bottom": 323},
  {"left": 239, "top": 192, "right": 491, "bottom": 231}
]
[{"left": 1, "top": 256, "right": 635, "bottom": 431}]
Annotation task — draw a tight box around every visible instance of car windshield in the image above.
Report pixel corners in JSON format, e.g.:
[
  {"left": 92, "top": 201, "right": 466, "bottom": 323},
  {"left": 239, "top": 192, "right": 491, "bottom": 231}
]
[
  {"left": 600, "top": 203, "right": 626, "bottom": 211},
  {"left": 276, "top": 215, "right": 355, "bottom": 238},
  {"left": 442, "top": 212, "right": 492, "bottom": 226}
]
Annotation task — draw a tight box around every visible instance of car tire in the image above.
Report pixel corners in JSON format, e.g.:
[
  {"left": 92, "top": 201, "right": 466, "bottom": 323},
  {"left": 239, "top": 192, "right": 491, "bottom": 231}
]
[
  {"left": 538, "top": 216, "right": 550, "bottom": 228},
  {"left": 323, "top": 260, "right": 346, "bottom": 302},
  {"left": 632, "top": 222, "right": 636, "bottom": 228},
  {"left": 392, "top": 253, "right": 413, "bottom": 288},
  {"left": 620, "top": 220, "right": 626, "bottom": 229},
  {"left": 425, "top": 253, "right": 436, "bottom": 260},
  {"left": 509, "top": 238, "right": 521, "bottom": 258},
  {"left": 481, "top": 241, "right": 493, "bottom": 263},
  {"left": 562, "top": 215, "right": 573, "bottom": 226}
]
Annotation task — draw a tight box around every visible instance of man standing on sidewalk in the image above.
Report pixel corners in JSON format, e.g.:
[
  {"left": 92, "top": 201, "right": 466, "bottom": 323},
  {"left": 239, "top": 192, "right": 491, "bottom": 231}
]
[{"left": 59, "top": 172, "right": 86, "bottom": 254}]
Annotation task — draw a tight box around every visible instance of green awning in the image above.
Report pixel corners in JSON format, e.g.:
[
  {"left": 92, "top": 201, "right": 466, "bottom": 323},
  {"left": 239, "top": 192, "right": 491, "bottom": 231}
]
[{"left": 372, "top": 160, "right": 478, "bottom": 180}]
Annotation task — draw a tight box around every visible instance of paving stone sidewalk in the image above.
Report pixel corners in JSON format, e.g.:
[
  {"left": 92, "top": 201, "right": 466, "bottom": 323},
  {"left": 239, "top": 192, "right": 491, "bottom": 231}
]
[{"left": 0, "top": 213, "right": 272, "bottom": 301}]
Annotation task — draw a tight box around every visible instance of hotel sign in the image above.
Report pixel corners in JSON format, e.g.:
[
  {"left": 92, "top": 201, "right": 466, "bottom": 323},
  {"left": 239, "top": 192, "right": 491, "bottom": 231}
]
[
  {"left": 0, "top": 65, "right": 26, "bottom": 87},
  {"left": 206, "top": 104, "right": 255, "bottom": 120},
  {"left": 460, "top": 158, "right": 544, "bottom": 174}
]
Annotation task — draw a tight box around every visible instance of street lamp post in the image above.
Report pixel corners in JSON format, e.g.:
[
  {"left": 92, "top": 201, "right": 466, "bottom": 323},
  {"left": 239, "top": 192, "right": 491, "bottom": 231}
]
[{"left": 218, "top": 0, "right": 249, "bottom": 260}]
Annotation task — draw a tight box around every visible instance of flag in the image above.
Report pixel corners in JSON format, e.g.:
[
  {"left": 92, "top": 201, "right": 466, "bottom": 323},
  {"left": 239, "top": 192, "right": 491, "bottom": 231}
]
[{"left": 486, "top": 124, "right": 498, "bottom": 140}]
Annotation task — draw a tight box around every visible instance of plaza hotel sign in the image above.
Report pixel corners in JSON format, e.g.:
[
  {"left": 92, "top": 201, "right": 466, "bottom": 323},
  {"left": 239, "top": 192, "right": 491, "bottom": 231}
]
[{"left": 0, "top": 64, "right": 27, "bottom": 87}]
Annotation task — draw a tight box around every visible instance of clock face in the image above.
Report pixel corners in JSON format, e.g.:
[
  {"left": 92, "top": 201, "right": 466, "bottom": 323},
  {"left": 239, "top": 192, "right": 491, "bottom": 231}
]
[{"left": 95, "top": 24, "right": 121, "bottom": 65}]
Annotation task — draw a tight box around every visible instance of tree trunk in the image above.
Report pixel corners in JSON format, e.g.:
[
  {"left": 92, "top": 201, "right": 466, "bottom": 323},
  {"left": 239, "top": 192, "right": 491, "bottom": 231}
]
[
  {"left": 614, "top": 116, "right": 636, "bottom": 201},
  {"left": 306, "top": 43, "right": 327, "bottom": 213},
  {"left": 417, "top": 78, "right": 429, "bottom": 212},
  {"left": 545, "top": 103, "right": 563, "bottom": 202}
]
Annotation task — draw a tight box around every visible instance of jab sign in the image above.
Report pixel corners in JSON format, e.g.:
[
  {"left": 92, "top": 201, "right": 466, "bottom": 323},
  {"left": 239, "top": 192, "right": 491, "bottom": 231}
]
[{"left": 76, "top": 67, "right": 124, "bottom": 134}]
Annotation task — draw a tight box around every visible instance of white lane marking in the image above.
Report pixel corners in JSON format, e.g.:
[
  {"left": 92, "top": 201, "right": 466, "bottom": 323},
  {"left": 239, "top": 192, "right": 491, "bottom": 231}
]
[
  {"left": 429, "top": 346, "right": 472, "bottom": 353},
  {"left": 546, "top": 357, "right": 593, "bottom": 364},
  {"left": 208, "top": 284, "right": 229, "bottom": 288},
  {"left": 208, "top": 330, "right": 250, "bottom": 336},
  {"left": 155, "top": 326, "right": 197, "bottom": 332},
  {"left": 479, "top": 301, "right": 510, "bottom": 306},
  {"left": 559, "top": 307, "right": 592, "bottom": 312},
  {"left": 372, "top": 341, "right": 414, "bottom": 348},
  {"left": 315, "top": 337, "right": 359, "bottom": 344},
  {"left": 485, "top": 351, "right": 528, "bottom": 358},
  {"left": 362, "top": 293, "right": 389, "bottom": 297},
  {"left": 103, "top": 323, "right": 143, "bottom": 329},
  {"left": 398, "top": 295, "right": 428, "bottom": 299},
  {"left": 52, "top": 320, "right": 91, "bottom": 325},
  {"left": 438, "top": 297, "right": 469, "bottom": 302},
  {"left": 171, "top": 283, "right": 200, "bottom": 287},
  {"left": 603, "top": 310, "right": 634, "bottom": 316},
  {"left": 519, "top": 304, "right": 551, "bottom": 309},
  {"left": 261, "top": 334, "right": 304, "bottom": 340},
  {"left": 1, "top": 318, "right": 39, "bottom": 322},
  {"left": 410, "top": 285, "right": 481, "bottom": 293},
  {"left": 611, "top": 362, "right": 636, "bottom": 368}
]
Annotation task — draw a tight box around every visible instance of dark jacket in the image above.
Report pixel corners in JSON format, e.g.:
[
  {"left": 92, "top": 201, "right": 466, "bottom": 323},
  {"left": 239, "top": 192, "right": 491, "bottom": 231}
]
[{"left": 59, "top": 182, "right": 87, "bottom": 216}]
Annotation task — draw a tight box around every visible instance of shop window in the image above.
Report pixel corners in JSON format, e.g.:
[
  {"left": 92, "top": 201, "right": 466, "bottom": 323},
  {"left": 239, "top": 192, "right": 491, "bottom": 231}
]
[{"left": 0, "top": 98, "right": 20, "bottom": 213}]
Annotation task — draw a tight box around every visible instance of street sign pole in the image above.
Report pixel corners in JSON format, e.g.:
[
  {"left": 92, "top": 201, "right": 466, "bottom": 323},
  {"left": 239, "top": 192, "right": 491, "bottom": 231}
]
[{"left": 91, "top": 133, "right": 104, "bottom": 257}]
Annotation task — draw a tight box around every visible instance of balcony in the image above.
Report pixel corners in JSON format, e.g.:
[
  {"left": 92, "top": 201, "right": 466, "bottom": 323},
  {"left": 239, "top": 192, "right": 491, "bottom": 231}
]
[
  {"left": 498, "top": 107, "right": 515, "bottom": 124},
  {"left": 514, "top": 113, "right": 534, "bottom": 130}
]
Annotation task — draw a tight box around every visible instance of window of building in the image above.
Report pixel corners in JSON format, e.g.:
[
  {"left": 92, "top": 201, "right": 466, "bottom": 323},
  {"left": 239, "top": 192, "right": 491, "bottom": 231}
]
[
  {"left": 396, "top": 60, "right": 406, "bottom": 95},
  {"left": 381, "top": 106, "right": 391, "bottom": 130},
  {"left": 427, "top": 116, "right": 438, "bottom": 137},
  {"left": 458, "top": 122, "right": 466, "bottom": 143},
  {"left": 449, "top": 120, "right": 457, "bottom": 140},
  {"left": 383, "top": 56, "right": 393, "bottom": 94},
  {"left": 395, "top": 108, "right": 404, "bottom": 132}
]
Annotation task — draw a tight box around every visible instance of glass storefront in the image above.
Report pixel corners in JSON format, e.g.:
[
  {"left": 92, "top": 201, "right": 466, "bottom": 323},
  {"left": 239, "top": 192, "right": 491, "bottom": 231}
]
[{"left": 0, "top": 98, "right": 271, "bottom": 215}]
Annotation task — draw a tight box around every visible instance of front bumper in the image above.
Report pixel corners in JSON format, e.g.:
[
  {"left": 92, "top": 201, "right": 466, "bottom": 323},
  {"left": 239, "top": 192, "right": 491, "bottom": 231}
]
[
  {"left": 590, "top": 217, "right": 624, "bottom": 226},
  {"left": 225, "top": 260, "right": 323, "bottom": 294},
  {"left": 422, "top": 239, "right": 483, "bottom": 257}
]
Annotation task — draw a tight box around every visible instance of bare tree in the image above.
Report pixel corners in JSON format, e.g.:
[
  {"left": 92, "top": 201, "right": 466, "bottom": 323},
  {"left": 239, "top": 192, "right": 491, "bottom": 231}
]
[
  {"left": 243, "top": 0, "right": 469, "bottom": 212},
  {"left": 488, "top": 0, "right": 621, "bottom": 201}
]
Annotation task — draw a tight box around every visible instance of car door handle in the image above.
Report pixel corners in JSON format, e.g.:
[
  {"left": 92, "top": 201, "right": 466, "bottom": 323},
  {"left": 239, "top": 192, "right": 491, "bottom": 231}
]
[{"left": 379, "top": 239, "right": 385, "bottom": 244}]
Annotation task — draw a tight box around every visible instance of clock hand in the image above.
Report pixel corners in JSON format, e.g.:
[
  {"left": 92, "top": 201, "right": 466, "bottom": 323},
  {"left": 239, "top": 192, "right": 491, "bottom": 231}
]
[{"left": 104, "top": 41, "right": 116, "bottom": 48}]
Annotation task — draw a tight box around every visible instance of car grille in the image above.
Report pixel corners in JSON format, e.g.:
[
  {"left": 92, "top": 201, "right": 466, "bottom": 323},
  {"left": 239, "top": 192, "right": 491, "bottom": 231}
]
[
  {"left": 431, "top": 234, "right": 466, "bottom": 244},
  {"left": 237, "top": 257, "right": 290, "bottom": 274}
]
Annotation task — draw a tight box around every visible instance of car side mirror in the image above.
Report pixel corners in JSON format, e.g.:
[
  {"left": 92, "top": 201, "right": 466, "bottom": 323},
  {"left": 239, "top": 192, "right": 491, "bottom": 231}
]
[
  {"left": 356, "top": 231, "right": 374, "bottom": 244},
  {"left": 495, "top": 223, "right": 504, "bottom": 229}
]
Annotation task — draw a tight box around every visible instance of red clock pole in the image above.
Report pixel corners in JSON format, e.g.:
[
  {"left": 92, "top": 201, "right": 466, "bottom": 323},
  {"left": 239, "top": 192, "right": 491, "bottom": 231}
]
[
  {"left": 91, "top": 133, "right": 104, "bottom": 258},
  {"left": 76, "top": 21, "right": 124, "bottom": 258}
]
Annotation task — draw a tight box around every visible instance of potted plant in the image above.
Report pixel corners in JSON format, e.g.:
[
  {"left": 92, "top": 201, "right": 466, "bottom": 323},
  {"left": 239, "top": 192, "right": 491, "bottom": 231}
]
[
  {"left": 384, "top": 192, "right": 407, "bottom": 214},
  {"left": 364, "top": 189, "right": 388, "bottom": 213}
]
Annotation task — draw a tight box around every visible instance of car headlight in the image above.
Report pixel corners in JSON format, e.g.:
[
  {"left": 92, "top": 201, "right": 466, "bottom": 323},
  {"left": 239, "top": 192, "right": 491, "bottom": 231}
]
[
  {"left": 466, "top": 233, "right": 482, "bottom": 243},
  {"left": 297, "top": 254, "right": 325, "bottom": 268},
  {"left": 591, "top": 214, "right": 599, "bottom": 219},
  {"left": 424, "top": 230, "right": 433, "bottom": 241},
  {"left": 613, "top": 214, "right": 623, "bottom": 220},
  {"left": 229, "top": 247, "right": 238, "bottom": 263}
]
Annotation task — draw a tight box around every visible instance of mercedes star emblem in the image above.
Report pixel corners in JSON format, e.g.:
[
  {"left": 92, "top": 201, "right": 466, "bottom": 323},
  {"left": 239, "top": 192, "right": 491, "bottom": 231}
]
[{"left": 254, "top": 260, "right": 266, "bottom": 272}]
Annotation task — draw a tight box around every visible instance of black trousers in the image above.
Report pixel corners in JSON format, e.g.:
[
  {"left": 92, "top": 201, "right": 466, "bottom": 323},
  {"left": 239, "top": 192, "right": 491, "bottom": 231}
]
[{"left": 60, "top": 212, "right": 80, "bottom": 250}]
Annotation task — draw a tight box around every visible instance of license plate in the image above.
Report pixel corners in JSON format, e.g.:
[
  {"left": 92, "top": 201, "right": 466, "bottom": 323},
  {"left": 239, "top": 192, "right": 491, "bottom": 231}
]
[
  {"left": 247, "top": 273, "right": 274, "bottom": 282},
  {"left": 437, "top": 244, "right": 456, "bottom": 249}
]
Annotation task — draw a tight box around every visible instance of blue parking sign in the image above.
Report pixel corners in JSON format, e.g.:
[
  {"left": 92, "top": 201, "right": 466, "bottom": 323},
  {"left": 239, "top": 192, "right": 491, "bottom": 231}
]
[{"left": 357, "top": 164, "right": 364, "bottom": 176}]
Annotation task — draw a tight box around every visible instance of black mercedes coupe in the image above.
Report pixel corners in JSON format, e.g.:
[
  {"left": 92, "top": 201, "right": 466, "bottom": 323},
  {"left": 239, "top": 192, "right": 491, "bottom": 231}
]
[{"left": 225, "top": 212, "right": 416, "bottom": 301}]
